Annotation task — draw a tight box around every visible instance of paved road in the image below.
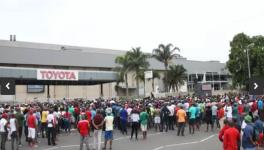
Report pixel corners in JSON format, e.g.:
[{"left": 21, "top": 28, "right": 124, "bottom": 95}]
[{"left": 7, "top": 125, "right": 222, "bottom": 150}]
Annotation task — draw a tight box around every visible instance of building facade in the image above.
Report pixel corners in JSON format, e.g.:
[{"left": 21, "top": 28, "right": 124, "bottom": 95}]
[{"left": 0, "top": 40, "right": 230, "bottom": 103}]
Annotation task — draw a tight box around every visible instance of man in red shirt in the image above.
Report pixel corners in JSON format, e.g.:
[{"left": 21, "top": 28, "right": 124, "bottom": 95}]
[
  {"left": 223, "top": 120, "right": 240, "bottom": 150},
  {"left": 77, "top": 115, "right": 90, "bottom": 150},
  {"left": 92, "top": 110, "right": 104, "bottom": 150},
  {"left": 219, "top": 119, "right": 229, "bottom": 142},
  {"left": 85, "top": 107, "right": 92, "bottom": 136},
  {"left": 74, "top": 106, "right": 80, "bottom": 128},
  {"left": 238, "top": 103, "right": 244, "bottom": 116},
  {"left": 27, "top": 110, "right": 37, "bottom": 148},
  {"left": 217, "top": 106, "right": 225, "bottom": 129}
]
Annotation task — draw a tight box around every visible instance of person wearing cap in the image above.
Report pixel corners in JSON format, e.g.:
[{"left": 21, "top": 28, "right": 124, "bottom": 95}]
[
  {"left": 0, "top": 113, "right": 8, "bottom": 150},
  {"left": 242, "top": 115, "right": 257, "bottom": 150},
  {"left": 103, "top": 111, "right": 114, "bottom": 150}
]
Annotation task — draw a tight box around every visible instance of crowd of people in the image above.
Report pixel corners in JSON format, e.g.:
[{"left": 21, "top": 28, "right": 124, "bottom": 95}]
[{"left": 0, "top": 94, "right": 263, "bottom": 150}]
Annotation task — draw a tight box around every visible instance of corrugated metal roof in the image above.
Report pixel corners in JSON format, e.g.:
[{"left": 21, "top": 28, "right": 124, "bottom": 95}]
[{"left": 0, "top": 41, "right": 228, "bottom": 74}]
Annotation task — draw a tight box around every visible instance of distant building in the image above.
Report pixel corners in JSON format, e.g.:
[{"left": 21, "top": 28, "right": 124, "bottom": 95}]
[{"left": 0, "top": 40, "right": 230, "bottom": 102}]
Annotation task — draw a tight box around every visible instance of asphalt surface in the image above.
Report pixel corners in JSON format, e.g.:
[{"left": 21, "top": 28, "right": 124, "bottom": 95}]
[{"left": 4, "top": 125, "right": 222, "bottom": 150}]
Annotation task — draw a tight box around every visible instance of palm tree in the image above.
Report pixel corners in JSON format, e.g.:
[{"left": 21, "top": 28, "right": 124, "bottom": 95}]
[
  {"left": 115, "top": 54, "right": 130, "bottom": 97},
  {"left": 152, "top": 43, "right": 180, "bottom": 92},
  {"left": 148, "top": 70, "right": 160, "bottom": 92},
  {"left": 127, "top": 47, "right": 149, "bottom": 97},
  {"left": 167, "top": 65, "right": 187, "bottom": 92}
]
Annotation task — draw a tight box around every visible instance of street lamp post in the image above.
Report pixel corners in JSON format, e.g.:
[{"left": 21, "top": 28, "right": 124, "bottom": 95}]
[
  {"left": 246, "top": 47, "right": 251, "bottom": 79},
  {"left": 246, "top": 43, "right": 254, "bottom": 79}
]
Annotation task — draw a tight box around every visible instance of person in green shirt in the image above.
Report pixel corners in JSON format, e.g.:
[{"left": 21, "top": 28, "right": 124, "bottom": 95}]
[
  {"left": 140, "top": 109, "right": 149, "bottom": 139},
  {"left": 15, "top": 107, "right": 24, "bottom": 145}
]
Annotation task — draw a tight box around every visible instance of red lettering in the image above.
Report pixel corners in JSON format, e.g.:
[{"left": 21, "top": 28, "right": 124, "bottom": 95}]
[
  {"left": 38, "top": 70, "right": 78, "bottom": 80},
  {"left": 40, "top": 71, "right": 46, "bottom": 79},
  {"left": 46, "top": 71, "right": 53, "bottom": 79},
  {"left": 59, "top": 71, "right": 65, "bottom": 79},
  {"left": 53, "top": 71, "right": 58, "bottom": 80},
  {"left": 65, "top": 72, "right": 70, "bottom": 79},
  {"left": 69, "top": 72, "right": 76, "bottom": 80}
]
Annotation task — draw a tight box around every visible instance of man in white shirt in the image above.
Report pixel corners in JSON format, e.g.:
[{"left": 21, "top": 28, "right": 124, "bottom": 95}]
[
  {"left": 10, "top": 113, "right": 18, "bottom": 150},
  {"left": 0, "top": 113, "right": 8, "bottom": 150},
  {"left": 103, "top": 112, "right": 114, "bottom": 150},
  {"left": 46, "top": 110, "right": 56, "bottom": 146},
  {"left": 167, "top": 104, "right": 175, "bottom": 130},
  {"left": 224, "top": 103, "right": 233, "bottom": 120},
  {"left": 130, "top": 109, "right": 140, "bottom": 140}
]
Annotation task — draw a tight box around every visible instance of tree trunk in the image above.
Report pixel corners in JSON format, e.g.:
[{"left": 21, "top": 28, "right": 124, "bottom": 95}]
[
  {"left": 136, "top": 73, "right": 140, "bottom": 98},
  {"left": 125, "top": 73, "right": 129, "bottom": 98},
  {"left": 152, "top": 78, "right": 155, "bottom": 92},
  {"left": 164, "top": 64, "right": 168, "bottom": 92}
]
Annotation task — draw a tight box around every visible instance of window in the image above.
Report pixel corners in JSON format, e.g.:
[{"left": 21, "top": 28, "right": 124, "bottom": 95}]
[{"left": 27, "top": 85, "right": 45, "bottom": 93}]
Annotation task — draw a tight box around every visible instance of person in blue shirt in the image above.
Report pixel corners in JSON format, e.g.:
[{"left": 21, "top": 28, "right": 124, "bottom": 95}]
[
  {"left": 242, "top": 115, "right": 257, "bottom": 150},
  {"left": 257, "top": 99, "right": 263, "bottom": 111},
  {"left": 188, "top": 103, "right": 197, "bottom": 134},
  {"left": 119, "top": 107, "right": 128, "bottom": 135},
  {"left": 254, "top": 116, "right": 263, "bottom": 135},
  {"left": 195, "top": 104, "right": 201, "bottom": 131}
]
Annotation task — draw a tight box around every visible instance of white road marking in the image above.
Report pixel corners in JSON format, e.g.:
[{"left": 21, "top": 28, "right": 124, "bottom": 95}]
[
  {"left": 43, "top": 132, "right": 164, "bottom": 150},
  {"left": 152, "top": 134, "right": 216, "bottom": 150}
]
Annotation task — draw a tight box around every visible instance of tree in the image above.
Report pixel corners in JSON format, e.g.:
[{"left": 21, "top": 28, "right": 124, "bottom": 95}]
[
  {"left": 115, "top": 54, "right": 130, "bottom": 97},
  {"left": 148, "top": 70, "right": 160, "bottom": 92},
  {"left": 127, "top": 47, "right": 149, "bottom": 97},
  {"left": 152, "top": 43, "right": 180, "bottom": 92},
  {"left": 226, "top": 33, "right": 264, "bottom": 89},
  {"left": 167, "top": 65, "right": 187, "bottom": 92}
]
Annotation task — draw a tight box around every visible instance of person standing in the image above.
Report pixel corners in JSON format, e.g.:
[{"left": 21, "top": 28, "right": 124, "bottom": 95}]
[
  {"left": 188, "top": 103, "right": 197, "bottom": 134},
  {"left": 205, "top": 105, "right": 212, "bottom": 132},
  {"left": 0, "top": 113, "right": 8, "bottom": 150},
  {"left": 103, "top": 112, "right": 114, "bottom": 150},
  {"left": 64, "top": 108, "right": 71, "bottom": 134},
  {"left": 218, "top": 119, "right": 229, "bottom": 142},
  {"left": 120, "top": 107, "right": 128, "bottom": 135},
  {"left": 74, "top": 105, "right": 80, "bottom": 128},
  {"left": 10, "top": 113, "right": 19, "bottom": 150},
  {"left": 92, "top": 110, "right": 104, "bottom": 150},
  {"left": 211, "top": 103, "right": 218, "bottom": 131},
  {"left": 15, "top": 107, "right": 24, "bottom": 146},
  {"left": 85, "top": 107, "right": 92, "bottom": 136},
  {"left": 154, "top": 107, "right": 161, "bottom": 132},
  {"left": 242, "top": 115, "right": 257, "bottom": 150},
  {"left": 140, "top": 108, "right": 149, "bottom": 140},
  {"left": 167, "top": 104, "right": 175, "bottom": 130},
  {"left": 160, "top": 104, "right": 170, "bottom": 132},
  {"left": 41, "top": 108, "right": 48, "bottom": 138},
  {"left": 223, "top": 120, "right": 240, "bottom": 150},
  {"left": 176, "top": 105, "right": 187, "bottom": 136},
  {"left": 46, "top": 110, "right": 56, "bottom": 146},
  {"left": 130, "top": 108, "right": 140, "bottom": 140},
  {"left": 27, "top": 110, "right": 37, "bottom": 148},
  {"left": 77, "top": 115, "right": 90, "bottom": 150}
]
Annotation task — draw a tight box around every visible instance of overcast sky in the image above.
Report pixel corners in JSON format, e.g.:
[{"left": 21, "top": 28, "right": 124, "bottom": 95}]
[{"left": 0, "top": 0, "right": 264, "bottom": 63}]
